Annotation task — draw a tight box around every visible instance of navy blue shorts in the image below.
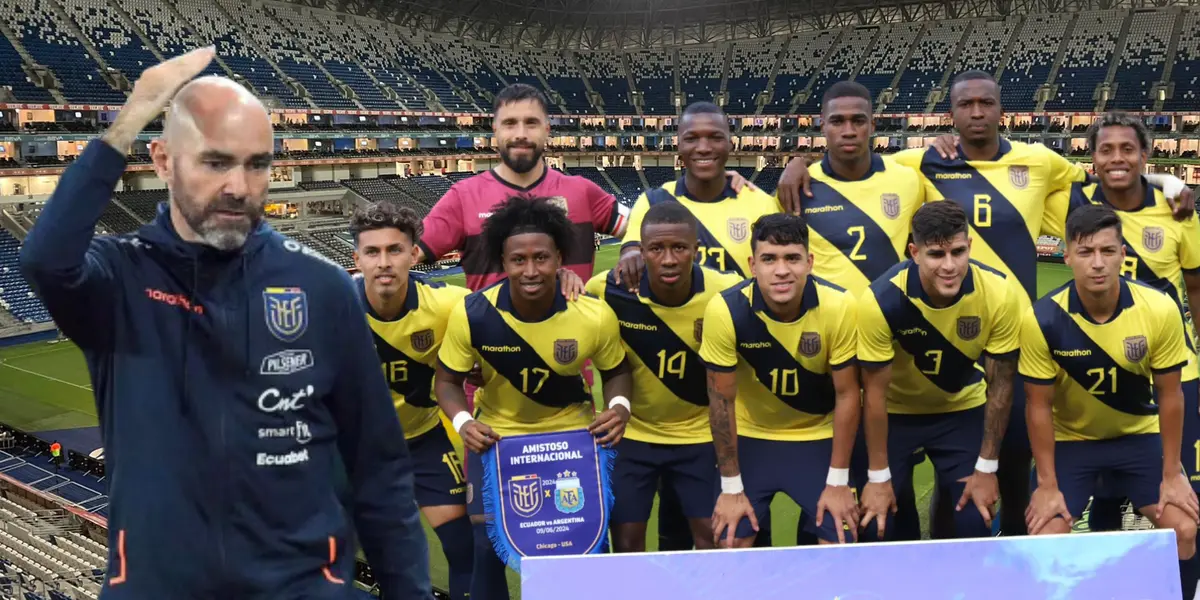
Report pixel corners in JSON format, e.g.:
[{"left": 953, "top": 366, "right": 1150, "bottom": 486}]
[
  {"left": 722, "top": 437, "right": 843, "bottom": 542},
  {"left": 612, "top": 439, "right": 716, "bottom": 524},
  {"left": 1056, "top": 434, "right": 1164, "bottom": 520},
  {"left": 409, "top": 425, "right": 468, "bottom": 508}
]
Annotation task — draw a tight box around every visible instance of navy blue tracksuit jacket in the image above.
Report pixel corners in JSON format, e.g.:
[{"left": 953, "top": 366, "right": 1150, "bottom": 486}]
[{"left": 19, "top": 140, "right": 430, "bottom": 599}]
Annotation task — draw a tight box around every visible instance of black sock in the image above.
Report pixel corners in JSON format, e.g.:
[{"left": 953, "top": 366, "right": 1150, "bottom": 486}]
[
  {"left": 470, "top": 521, "right": 510, "bottom": 600},
  {"left": 1181, "top": 554, "right": 1199, "bottom": 600},
  {"left": 434, "top": 517, "right": 474, "bottom": 600}
]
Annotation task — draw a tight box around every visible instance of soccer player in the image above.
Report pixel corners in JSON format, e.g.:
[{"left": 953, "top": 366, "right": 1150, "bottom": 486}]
[
  {"left": 700, "top": 213, "right": 862, "bottom": 547},
  {"left": 434, "top": 196, "right": 634, "bottom": 600},
  {"left": 856, "top": 202, "right": 1023, "bottom": 540},
  {"left": 586, "top": 202, "right": 742, "bottom": 552},
  {"left": 1021, "top": 204, "right": 1200, "bottom": 598},
  {"left": 351, "top": 202, "right": 473, "bottom": 600}
]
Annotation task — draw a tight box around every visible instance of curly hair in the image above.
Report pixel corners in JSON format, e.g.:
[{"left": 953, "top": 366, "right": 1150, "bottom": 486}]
[
  {"left": 349, "top": 201, "right": 422, "bottom": 246},
  {"left": 482, "top": 196, "right": 574, "bottom": 260}
]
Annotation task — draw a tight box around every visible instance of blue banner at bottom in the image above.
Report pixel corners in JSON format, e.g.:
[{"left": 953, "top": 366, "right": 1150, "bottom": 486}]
[{"left": 481, "top": 428, "right": 615, "bottom": 572}]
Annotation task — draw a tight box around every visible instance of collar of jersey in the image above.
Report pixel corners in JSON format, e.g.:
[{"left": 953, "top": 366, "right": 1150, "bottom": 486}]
[
  {"left": 750, "top": 276, "right": 819, "bottom": 322},
  {"left": 818, "top": 153, "right": 885, "bottom": 182},
  {"left": 638, "top": 263, "right": 705, "bottom": 307},
  {"left": 495, "top": 279, "right": 568, "bottom": 322},
  {"left": 905, "top": 260, "right": 976, "bottom": 307},
  {"left": 1066, "top": 278, "right": 1135, "bottom": 324},
  {"left": 674, "top": 174, "right": 737, "bottom": 203},
  {"left": 360, "top": 276, "right": 420, "bottom": 322},
  {"left": 489, "top": 163, "right": 550, "bottom": 193},
  {"left": 954, "top": 137, "right": 1012, "bottom": 162},
  {"left": 1089, "top": 177, "right": 1157, "bottom": 212}
]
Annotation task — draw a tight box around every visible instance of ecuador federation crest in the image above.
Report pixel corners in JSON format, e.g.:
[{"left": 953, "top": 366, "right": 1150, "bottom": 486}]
[
  {"left": 554, "top": 471, "right": 584, "bottom": 514},
  {"left": 957, "top": 316, "right": 982, "bottom": 341},
  {"left": 508, "top": 474, "right": 543, "bottom": 518},
  {"left": 881, "top": 193, "right": 901, "bottom": 220},
  {"left": 263, "top": 287, "right": 308, "bottom": 343},
  {"left": 727, "top": 217, "right": 750, "bottom": 243},
  {"left": 1143, "top": 226, "right": 1165, "bottom": 253},
  {"left": 1009, "top": 165, "right": 1030, "bottom": 190},
  {"left": 1124, "top": 335, "right": 1149, "bottom": 363},
  {"left": 798, "top": 332, "right": 822, "bottom": 357},
  {"left": 410, "top": 329, "right": 435, "bottom": 352},
  {"left": 554, "top": 339, "right": 578, "bottom": 365}
]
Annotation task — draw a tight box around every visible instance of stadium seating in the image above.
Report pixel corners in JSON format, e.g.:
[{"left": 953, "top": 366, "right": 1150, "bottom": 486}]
[
  {"left": 855, "top": 23, "right": 922, "bottom": 103},
  {"left": 1166, "top": 10, "right": 1200, "bottom": 111},
  {"left": 891, "top": 20, "right": 967, "bottom": 113},
  {"left": 113, "top": 0, "right": 224, "bottom": 79},
  {"left": 1111, "top": 10, "right": 1175, "bottom": 110},
  {"left": 526, "top": 48, "right": 592, "bottom": 115},
  {"left": 677, "top": 45, "right": 724, "bottom": 106},
  {"left": 936, "top": 18, "right": 1018, "bottom": 112},
  {"left": 799, "top": 26, "right": 881, "bottom": 113},
  {"left": 726, "top": 38, "right": 783, "bottom": 115},
  {"left": 765, "top": 30, "right": 840, "bottom": 115},
  {"left": 0, "top": 230, "right": 49, "bottom": 323},
  {"left": 576, "top": 51, "right": 632, "bottom": 114},
  {"left": 1044, "top": 10, "right": 1124, "bottom": 111},
  {"left": 0, "top": 0, "right": 124, "bottom": 103},
  {"left": 999, "top": 14, "right": 1069, "bottom": 111},
  {"left": 628, "top": 48, "right": 675, "bottom": 115}
]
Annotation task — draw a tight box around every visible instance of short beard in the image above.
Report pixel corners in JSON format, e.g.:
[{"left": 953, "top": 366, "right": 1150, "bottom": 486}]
[
  {"left": 498, "top": 144, "right": 544, "bottom": 174},
  {"left": 173, "top": 189, "right": 262, "bottom": 252}
]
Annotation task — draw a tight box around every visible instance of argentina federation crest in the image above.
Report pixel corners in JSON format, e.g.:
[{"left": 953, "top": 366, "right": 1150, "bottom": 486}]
[
  {"left": 727, "top": 217, "right": 750, "bottom": 243},
  {"left": 554, "top": 339, "right": 578, "bottom": 365},
  {"left": 798, "top": 332, "right": 822, "bottom": 358},
  {"left": 554, "top": 471, "right": 585, "bottom": 514},
  {"left": 957, "top": 316, "right": 982, "bottom": 341},
  {"left": 410, "top": 329, "right": 435, "bottom": 352},
  {"left": 881, "top": 193, "right": 901, "bottom": 220},
  {"left": 1124, "top": 335, "right": 1149, "bottom": 363},
  {"left": 508, "top": 474, "right": 543, "bottom": 518},
  {"left": 1143, "top": 226, "right": 1165, "bottom": 253},
  {"left": 263, "top": 287, "right": 308, "bottom": 343},
  {"left": 694, "top": 318, "right": 704, "bottom": 343},
  {"left": 1008, "top": 165, "right": 1030, "bottom": 190}
]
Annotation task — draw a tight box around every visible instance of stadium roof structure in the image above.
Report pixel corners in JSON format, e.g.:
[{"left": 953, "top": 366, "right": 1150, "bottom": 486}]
[{"left": 302, "top": 0, "right": 1192, "bottom": 48}]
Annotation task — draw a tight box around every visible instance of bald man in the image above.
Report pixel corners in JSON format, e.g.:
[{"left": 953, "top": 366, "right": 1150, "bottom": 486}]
[{"left": 20, "top": 49, "right": 432, "bottom": 599}]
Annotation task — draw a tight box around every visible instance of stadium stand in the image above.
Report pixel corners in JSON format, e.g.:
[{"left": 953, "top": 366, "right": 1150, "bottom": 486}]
[
  {"left": 628, "top": 48, "right": 675, "bottom": 115},
  {"left": 799, "top": 26, "right": 881, "bottom": 112},
  {"left": 890, "top": 20, "right": 967, "bottom": 113},
  {"left": 854, "top": 22, "right": 923, "bottom": 103},
  {"left": 0, "top": 0, "right": 124, "bottom": 103},
  {"left": 766, "top": 29, "right": 840, "bottom": 115},
  {"left": 525, "top": 48, "right": 592, "bottom": 115},
  {"left": 1110, "top": 9, "right": 1176, "bottom": 110},
  {"left": 999, "top": 14, "right": 1069, "bottom": 111},
  {"left": 677, "top": 45, "right": 724, "bottom": 105},
  {"left": 1165, "top": 9, "right": 1200, "bottom": 111},
  {"left": 936, "top": 17, "right": 1018, "bottom": 112},
  {"left": 0, "top": 230, "right": 48, "bottom": 323},
  {"left": 1044, "top": 10, "right": 1124, "bottom": 111},
  {"left": 575, "top": 51, "right": 633, "bottom": 114}
]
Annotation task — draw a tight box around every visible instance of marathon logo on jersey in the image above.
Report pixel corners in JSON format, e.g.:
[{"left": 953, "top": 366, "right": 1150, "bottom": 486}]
[
  {"left": 1009, "top": 166, "right": 1030, "bottom": 190},
  {"left": 1143, "top": 227, "right": 1165, "bottom": 253},
  {"left": 957, "top": 316, "right": 982, "bottom": 341},
  {"left": 259, "top": 349, "right": 314, "bottom": 376},
  {"left": 264, "top": 287, "right": 308, "bottom": 343},
  {"left": 694, "top": 318, "right": 704, "bottom": 343},
  {"left": 1124, "top": 335, "right": 1149, "bottom": 362},
  {"left": 258, "top": 420, "right": 313, "bottom": 444},
  {"left": 727, "top": 217, "right": 750, "bottom": 243},
  {"left": 256, "top": 448, "right": 310, "bottom": 467},
  {"left": 798, "top": 332, "right": 822, "bottom": 357},
  {"left": 881, "top": 193, "right": 901, "bottom": 220},
  {"left": 258, "top": 385, "right": 315, "bottom": 413},
  {"left": 554, "top": 339, "right": 578, "bottom": 364},
  {"left": 411, "top": 329, "right": 435, "bottom": 352}
]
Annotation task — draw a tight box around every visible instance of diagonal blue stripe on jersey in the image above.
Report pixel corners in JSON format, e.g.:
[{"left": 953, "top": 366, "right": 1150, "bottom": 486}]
[
  {"left": 465, "top": 294, "right": 592, "bottom": 408},
  {"left": 921, "top": 158, "right": 1037, "bottom": 299},
  {"left": 872, "top": 282, "right": 985, "bottom": 393},
  {"left": 1037, "top": 300, "right": 1157, "bottom": 416},
  {"left": 724, "top": 291, "right": 835, "bottom": 414},
  {"left": 371, "top": 330, "right": 438, "bottom": 407},
  {"left": 805, "top": 180, "right": 903, "bottom": 283},
  {"left": 645, "top": 188, "right": 746, "bottom": 278},
  {"left": 602, "top": 282, "right": 708, "bottom": 406}
]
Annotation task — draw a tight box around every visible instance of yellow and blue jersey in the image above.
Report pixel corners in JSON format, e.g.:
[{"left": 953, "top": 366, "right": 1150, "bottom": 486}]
[
  {"left": 623, "top": 175, "right": 782, "bottom": 278},
  {"left": 856, "top": 260, "right": 1024, "bottom": 414},
  {"left": 892, "top": 139, "right": 1088, "bottom": 301},
  {"left": 1019, "top": 278, "right": 1192, "bottom": 441},
  {"left": 362, "top": 276, "right": 470, "bottom": 440},
  {"left": 438, "top": 280, "right": 626, "bottom": 437},
  {"left": 586, "top": 265, "right": 742, "bottom": 444},
  {"left": 698, "top": 277, "right": 858, "bottom": 441},
  {"left": 805, "top": 154, "right": 925, "bottom": 297}
]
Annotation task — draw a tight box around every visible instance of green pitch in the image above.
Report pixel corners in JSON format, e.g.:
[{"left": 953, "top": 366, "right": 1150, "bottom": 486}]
[{"left": 0, "top": 245, "right": 1075, "bottom": 597}]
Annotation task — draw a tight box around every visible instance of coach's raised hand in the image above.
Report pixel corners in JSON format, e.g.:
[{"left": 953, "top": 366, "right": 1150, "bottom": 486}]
[{"left": 102, "top": 46, "right": 215, "bottom": 154}]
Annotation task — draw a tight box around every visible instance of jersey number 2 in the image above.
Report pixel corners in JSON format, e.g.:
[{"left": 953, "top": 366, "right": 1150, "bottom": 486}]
[{"left": 846, "top": 226, "right": 868, "bottom": 261}]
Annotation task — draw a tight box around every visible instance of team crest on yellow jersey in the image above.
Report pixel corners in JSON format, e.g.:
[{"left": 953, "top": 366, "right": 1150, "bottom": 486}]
[
  {"left": 727, "top": 217, "right": 750, "bottom": 243},
  {"left": 1143, "top": 227, "right": 1164, "bottom": 253},
  {"left": 411, "top": 329, "right": 435, "bottom": 352},
  {"left": 1009, "top": 166, "right": 1029, "bottom": 190},
  {"left": 957, "top": 316, "right": 981, "bottom": 341},
  {"left": 799, "top": 332, "right": 822, "bottom": 357},
  {"left": 694, "top": 318, "right": 704, "bottom": 343},
  {"left": 544, "top": 196, "right": 569, "bottom": 216},
  {"left": 508, "top": 474, "right": 543, "bottom": 517},
  {"left": 881, "top": 193, "right": 901, "bottom": 219},
  {"left": 1124, "top": 335, "right": 1148, "bottom": 362},
  {"left": 554, "top": 339, "right": 578, "bottom": 364}
]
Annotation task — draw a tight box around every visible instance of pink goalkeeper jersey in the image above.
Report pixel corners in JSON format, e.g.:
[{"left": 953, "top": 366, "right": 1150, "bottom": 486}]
[{"left": 419, "top": 166, "right": 629, "bottom": 291}]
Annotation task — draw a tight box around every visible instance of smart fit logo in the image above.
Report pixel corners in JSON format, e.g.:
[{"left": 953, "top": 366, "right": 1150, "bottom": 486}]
[{"left": 145, "top": 288, "right": 204, "bottom": 315}]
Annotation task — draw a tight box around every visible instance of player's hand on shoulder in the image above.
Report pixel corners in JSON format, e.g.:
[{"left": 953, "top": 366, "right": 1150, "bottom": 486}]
[
  {"left": 816, "top": 484, "right": 860, "bottom": 543},
  {"left": 712, "top": 492, "right": 757, "bottom": 548},
  {"left": 775, "top": 157, "right": 813, "bottom": 215},
  {"left": 614, "top": 249, "right": 645, "bottom": 292},
  {"left": 459, "top": 420, "right": 500, "bottom": 454},
  {"left": 587, "top": 404, "right": 629, "bottom": 448},
  {"left": 726, "top": 170, "right": 760, "bottom": 194},
  {"left": 1168, "top": 185, "right": 1197, "bottom": 221},
  {"left": 956, "top": 471, "right": 1000, "bottom": 528},
  {"left": 858, "top": 481, "right": 897, "bottom": 540},
  {"left": 558, "top": 267, "right": 585, "bottom": 302},
  {"left": 930, "top": 135, "right": 960, "bottom": 160},
  {"left": 1025, "top": 486, "right": 1072, "bottom": 534},
  {"left": 1157, "top": 471, "right": 1200, "bottom": 522}
]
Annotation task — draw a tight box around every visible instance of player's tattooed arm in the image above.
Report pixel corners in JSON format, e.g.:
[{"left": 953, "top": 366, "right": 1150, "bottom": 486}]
[
  {"left": 980, "top": 355, "right": 1016, "bottom": 460},
  {"left": 707, "top": 369, "right": 740, "bottom": 476}
]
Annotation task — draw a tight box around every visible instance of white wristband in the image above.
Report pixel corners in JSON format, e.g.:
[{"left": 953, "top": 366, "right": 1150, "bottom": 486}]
[
  {"left": 451, "top": 411, "right": 474, "bottom": 434},
  {"left": 826, "top": 467, "right": 850, "bottom": 487},
  {"left": 608, "top": 396, "right": 631, "bottom": 413},
  {"left": 720, "top": 475, "right": 744, "bottom": 495},
  {"left": 867, "top": 468, "right": 892, "bottom": 483},
  {"left": 975, "top": 457, "right": 1000, "bottom": 474}
]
